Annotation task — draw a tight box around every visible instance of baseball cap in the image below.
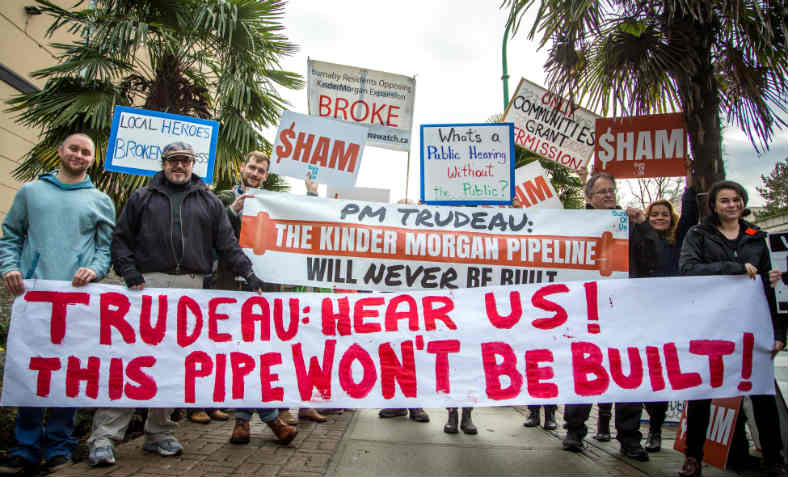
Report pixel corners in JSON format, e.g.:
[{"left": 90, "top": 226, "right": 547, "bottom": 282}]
[{"left": 161, "top": 141, "right": 195, "bottom": 160}]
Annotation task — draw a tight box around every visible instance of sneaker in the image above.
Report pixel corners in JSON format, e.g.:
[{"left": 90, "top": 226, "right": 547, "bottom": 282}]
[
  {"left": 208, "top": 409, "right": 230, "bottom": 421},
  {"left": 45, "top": 455, "right": 72, "bottom": 471},
  {"left": 188, "top": 410, "right": 211, "bottom": 424},
  {"left": 143, "top": 438, "right": 183, "bottom": 457},
  {"left": 409, "top": 408, "right": 430, "bottom": 422},
  {"left": 88, "top": 445, "right": 116, "bottom": 467},
  {"left": 621, "top": 445, "right": 650, "bottom": 462},
  {"left": 0, "top": 455, "right": 37, "bottom": 475}
]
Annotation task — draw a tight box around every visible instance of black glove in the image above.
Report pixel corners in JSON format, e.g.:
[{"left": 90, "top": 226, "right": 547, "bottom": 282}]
[
  {"left": 124, "top": 270, "right": 144, "bottom": 288},
  {"left": 245, "top": 272, "right": 265, "bottom": 292}
]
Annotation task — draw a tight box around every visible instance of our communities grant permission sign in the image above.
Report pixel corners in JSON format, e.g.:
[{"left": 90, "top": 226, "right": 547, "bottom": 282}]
[{"left": 308, "top": 59, "right": 415, "bottom": 152}]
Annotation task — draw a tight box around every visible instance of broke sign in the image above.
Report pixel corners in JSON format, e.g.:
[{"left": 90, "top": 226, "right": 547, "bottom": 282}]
[
  {"left": 270, "top": 110, "right": 368, "bottom": 188},
  {"left": 514, "top": 161, "right": 563, "bottom": 210},
  {"left": 593, "top": 113, "right": 687, "bottom": 178},
  {"left": 1, "top": 277, "right": 774, "bottom": 408},
  {"left": 420, "top": 123, "right": 515, "bottom": 205},
  {"left": 239, "top": 191, "right": 628, "bottom": 292}
]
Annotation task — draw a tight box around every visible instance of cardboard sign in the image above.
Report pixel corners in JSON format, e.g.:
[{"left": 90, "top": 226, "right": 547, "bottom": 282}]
[
  {"left": 270, "top": 110, "right": 368, "bottom": 188},
  {"left": 420, "top": 123, "right": 515, "bottom": 205},
  {"left": 514, "top": 162, "right": 563, "bottom": 209},
  {"left": 308, "top": 59, "right": 415, "bottom": 152},
  {"left": 768, "top": 232, "right": 788, "bottom": 314},
  {"left": 674, "top": 397, "right": 743, "bottom": 469},
  {"left": 594, "top": 113, "right": 687, "bottom": 178},
  {"left": 503, "top": 79, "right": 598, "bottom": 172},
  {"left": 240, "top": 191, "right": 630, "bottom": 291},
  {"left": 1, "top": 277, "right": 774, "bottom": 408},
  {"left": 105, "top": 106, "right": 219, "bottom": 184},
  {"left": 326, "top": 186, "right": 391, "bottom": 204}
]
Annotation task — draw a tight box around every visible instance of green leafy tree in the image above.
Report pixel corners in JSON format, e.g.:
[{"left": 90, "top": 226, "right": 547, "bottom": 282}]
[
  {"left": 8, "top": 0, "right": 302, "bottom": 207},
  {"left": 502, "top": 1, "right": 788, "bottom": 202},
  {"left": 756, "top": 157, "right": 788, "bottom": 218}
]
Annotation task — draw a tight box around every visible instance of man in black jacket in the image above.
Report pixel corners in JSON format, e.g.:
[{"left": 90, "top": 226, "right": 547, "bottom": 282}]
[
  {"left": 87, "top": 142, "right": 270, "bottom": 467},
  {"left": 561, "top": 172, "right": 660, "bottom": 462}
]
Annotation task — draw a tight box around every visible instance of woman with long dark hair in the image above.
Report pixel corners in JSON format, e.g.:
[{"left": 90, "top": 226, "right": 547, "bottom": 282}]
[{"left": 678, "top": 180, "right": 786, "bottom": 477}]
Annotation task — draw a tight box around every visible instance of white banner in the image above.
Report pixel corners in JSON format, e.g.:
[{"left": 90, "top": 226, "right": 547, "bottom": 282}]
[
  {"left": 270, "top": 111, "right": 368, "bottom": 188},
  {"left": 239, "top": 192, "right": 631, "bottom": 291},
  {"left": 514, "top": 161, "right": 563, "bottom": 210},
  {"left": 1, "top": 277, "right": 775, "bottom": 408},
  {"left": 308, "top": 59, "right": 415, "bottom": 152},
  {"left": 420, "top": 123, "right": 515, "bottom": 205},
  {"left": 503, "top": 79, "right": 599, "bottom": 172}
]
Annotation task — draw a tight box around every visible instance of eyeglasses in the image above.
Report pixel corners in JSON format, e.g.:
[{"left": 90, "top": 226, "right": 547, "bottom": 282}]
[
  {"left": 592, "top": 188, "right": 616, "bottom": 196},
  {"left": 164, "top": 156, "right": 194, "bottom": 166}
]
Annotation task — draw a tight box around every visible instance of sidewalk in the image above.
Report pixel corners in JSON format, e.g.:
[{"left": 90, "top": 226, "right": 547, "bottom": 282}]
[{"left": 51, "top": 405, "right": 758, "bottom": 477}]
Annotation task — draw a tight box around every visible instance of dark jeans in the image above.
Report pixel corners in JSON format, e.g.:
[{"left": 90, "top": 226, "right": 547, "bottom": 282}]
[
  {"left": 685, "top": 395, "right": 784, "bottom": 465},
  {"left": 564, "top": 402, "right": 643, "bottom": 448},
  {"left": 527, "top": 405, "right": 557, "bottom": 413},
  {"left": 645, "top": 401, "right": 668, "bottom": 429},
  {"left": 10, "top": 407, "right": 77, "bottom": 463}
]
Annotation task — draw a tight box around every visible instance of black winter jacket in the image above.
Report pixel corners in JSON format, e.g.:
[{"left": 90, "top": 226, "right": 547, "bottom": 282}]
[
  {"left": 679, "top": 218, "right": 786, "bottom": 342},
  {"left": 112, "top": 172, "right": 253, "bottom": 280}
]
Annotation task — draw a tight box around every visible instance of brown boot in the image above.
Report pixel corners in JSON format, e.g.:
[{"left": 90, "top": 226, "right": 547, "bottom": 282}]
[
  {"left": 298, "top": 408, "right": 327, "bottom": 423},
  {"left": 189, "top": 410, "right": 211, "bottom": 424},
  {"left": 278, "top": 409, "right": 298, "bottom": 425},
  {"left": 266, "top": 417, "right": 297, "bottom": 445},
  {"left": 229, "top": 419, "right": 250, "bottom": 444},
  {"left": 208, "top": 409, "right": 230, "bottom": 421}
]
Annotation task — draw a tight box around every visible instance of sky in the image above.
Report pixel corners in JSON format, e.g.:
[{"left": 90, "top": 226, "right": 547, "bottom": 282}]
[{"left": 262, "top": 0, "right": 787, "bottom": 207}]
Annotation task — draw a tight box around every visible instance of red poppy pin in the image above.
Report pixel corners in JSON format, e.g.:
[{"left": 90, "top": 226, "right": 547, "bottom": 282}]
[{"left": 745, "top": 227, "right": 757, "bottom": 235}]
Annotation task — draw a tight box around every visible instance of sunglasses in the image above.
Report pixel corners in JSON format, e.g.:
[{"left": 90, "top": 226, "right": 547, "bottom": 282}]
[{"left": 164, "top": 156, "right": 194, "bottom": 166}]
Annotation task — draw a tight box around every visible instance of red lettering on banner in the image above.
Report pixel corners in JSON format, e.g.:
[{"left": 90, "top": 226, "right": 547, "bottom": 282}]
[
  {"left": 99, "top": 292, "right": 135, "bottom": 345},
  {"left": 738, "top": 332, "right": 754, "bottom": 391},
  {"left": 318, "top": 95, "right": 401, "bottom": 128},
  {"left": 274, "top": 298, "right": 300, "bottom": 341},
  {"left": 25, "top": 291, "right": 90, "bottom": 345},
  {"left": 379, "top": 341, "right": 417, "bottom": 398},
  {"left": 354, "top": 297, "right": 384, "bottom": 333},
  {"left": 663, "top": 342, "right": 702, "bottom": 389},
  {"left": 525, "top": 349, "right": 558, "bottom": 398},
  {"left": 427, "top": 340, "right": 461, "bottom": 393},
  {"left": 645, "top": 345, "right": 666, "bottom": 391},
  {"left": 571, "top": 342, "right": 609, "bottom": 396},
  {"left": 125, "top": 356, "right": 156, "bottom": 400},
  {"left": 66, "top": 356, "right": 99, "bottom": 398},
  {"left": 184, "top": 351, "right": 213, "bottom": 403},
  {"left": 422, "top": 296, "right": 457, "bottom": 331},
  {"left": 292, "top": 340, "right": 336, "bottom": 401},
  {"left": 481, "top": 342, "right": 523, "bottom": 399},
  {"left": 260, "top": 353, "right": 284, "bottom": 401},
  {"left": 322, "top": 297, "right": 351, "bottom": 336},
  {"left": 386, "top": 105, "right": 400, "bottom": 127},
  {"left": 109, "top": 358, "right": 123, "bottom": 400},
  {"left": 485, "top": 291, "right": 522, "bottom": 329},
  {"left": 29, "top": 357, "right": 60, "bottom": 397},
  {"left": 384, "top": 295, "right": 420, "bottom": 332},
  {"left": 339, "top": 343, "right": 377, "bottom": 398},
  {"left": 230, "top": 352, "right": 255, "bottom": 399},
  {"left": 241, "top": 297, "right": 271, "bottom": 341},
  {"left": 208, "top": 297, "right": 235, "bottom": 342},
  {"left": 608, "top": 347, "right": 643, "bottom": 389},
  {"left": 177, "top": 296, "right": 203, "bottom": 347},
  {"left": 531, "top": 284, "right": 569, "bottom": 329},
  {"left": 689, "top": 340, "right": 735, "bottom": 388},
  {"left": 214, "top": 354, "right": 226, "bottom": 402},
  {"left": 140, "top": 295, "right": 167, "bottom": 345}
]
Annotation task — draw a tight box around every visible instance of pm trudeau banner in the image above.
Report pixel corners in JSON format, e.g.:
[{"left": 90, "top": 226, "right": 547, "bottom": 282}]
[
  {"left": 1, "top": 277, "right": 774, "bottom": 408},
  {"left": 239, "top": 192, "right": 630, "bottom": 292},
  {"left": 308, "top": 59, "right": 415, "bottom": 152}
]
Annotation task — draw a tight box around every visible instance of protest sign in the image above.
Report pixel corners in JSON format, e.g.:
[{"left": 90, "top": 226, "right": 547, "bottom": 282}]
[
  {"left": 270, "top": 110, "right": 368, "bottom": 188},
  {"left": 674, "top": 397, "right": 743, "bottom": 469},
  {"left": 594, "top": 113, "right": 687, "bottom": 178},
  {"left": 768, "top": 232, "right": 788, "bottom": 313},
  {"left": 420, "top": 123, "right": 515, "bottom": 205},
  {"left": 327, "top": 186, "right": 391, "bottom": 203},
  {"left": 308, "top": 59, "right": 415, "bottom": 152},
  {"left": 514, "top": 161, "right": 563, "bottom": 210},
  {"left": 503, "top": 79, "right": 598, "bottom": 172},
  {"left": 1, "top": 276, "right": 774, "bottom": 408},
  {"left": 105, "top": 106, "right": 219, "bottom": 184},
  {"left": 239, "top": 191, "right": 629, "bottom": 291}
]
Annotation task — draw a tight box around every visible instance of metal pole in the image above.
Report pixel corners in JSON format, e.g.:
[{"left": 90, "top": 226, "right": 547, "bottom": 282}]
[{"left": 502, "top": 20, "right": 512, "bottom": 111}]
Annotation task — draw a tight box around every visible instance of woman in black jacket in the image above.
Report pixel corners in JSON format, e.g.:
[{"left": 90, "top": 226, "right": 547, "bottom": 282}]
[
  {"left": 642, "top": 185, "right": 698, "bottom": 453},
  {"left": 678, "top": 180, "right": 785, "bottom": 477}
]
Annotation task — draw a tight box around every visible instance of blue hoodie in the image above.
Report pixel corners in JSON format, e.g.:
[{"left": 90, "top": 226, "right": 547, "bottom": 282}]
[{"left": 0, "top": 172, "right": 115, "bottom": 281}]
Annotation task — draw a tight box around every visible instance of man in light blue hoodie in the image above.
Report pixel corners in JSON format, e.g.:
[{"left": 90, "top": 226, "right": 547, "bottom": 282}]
[{"left": 0, "top": 133, "right": 115, "bottom": 475}]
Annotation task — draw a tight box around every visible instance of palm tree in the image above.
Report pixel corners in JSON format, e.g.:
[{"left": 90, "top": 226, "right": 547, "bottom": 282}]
[
  {"left": 7, "top": 0, "right": 302, "bottom": 207},
  {"left": 502, "top": 1, "right": 787, "bottom": 202}
]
